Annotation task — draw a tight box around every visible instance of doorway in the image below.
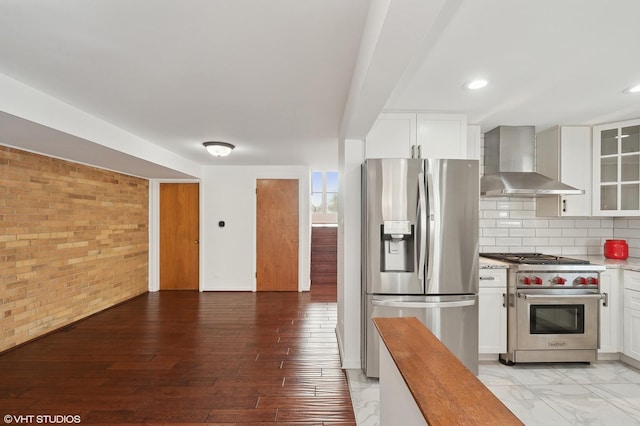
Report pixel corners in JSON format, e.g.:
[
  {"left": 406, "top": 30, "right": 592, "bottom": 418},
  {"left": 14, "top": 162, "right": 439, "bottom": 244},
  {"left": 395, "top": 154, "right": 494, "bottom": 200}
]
[
  {"left": 256, "top": 179, "right": 299, "bottom": 291},
  {"left": 159, "top": 183, "right": 199, "bottom": 290}
]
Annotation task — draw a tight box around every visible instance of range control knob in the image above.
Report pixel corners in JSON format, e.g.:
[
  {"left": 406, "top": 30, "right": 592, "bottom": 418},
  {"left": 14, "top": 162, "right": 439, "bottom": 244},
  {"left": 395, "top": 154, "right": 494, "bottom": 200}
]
[
  {"left": 533, "top": 276, "right": 543, "bottom": 285},
  {"left": 588, "top": 277, "right": 599, "bottom": 285},
  {"left": 578, "top": 277, "right": 589, "bottom": 285},
  {"left": 522, "top": 276, "right": 532, "bottom": 285},
  {"left": 553, "top": 276, "right": 566, "bottom": 285}
]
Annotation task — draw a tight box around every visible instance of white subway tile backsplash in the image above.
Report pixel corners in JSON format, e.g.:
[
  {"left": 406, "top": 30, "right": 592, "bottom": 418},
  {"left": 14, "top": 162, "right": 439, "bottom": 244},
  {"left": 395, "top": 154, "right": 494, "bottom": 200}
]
[
  {"left": 561, "top": 246, "right": 590, "bottom": 256},
  {"left": 480, "top": 219, "right": 497, "bottom": 228},
  {"left": 522, "top": 219, "right": 549, "bottom": 228},
  {"left": 536, "top": 228, "right": 563, "bottom": 237},
  {"left": 510, "top": 210, "right": 536, "bottom": 219},
  {"left": 615, "top": 228, "right": 640, "bottom": 238},
  {"left": 527, "top": 237, "right": 550, "bottom": 246},
  {"left": 496, "top": 219, "right": 522, "bottom": 228},
  {"left": 480, "top": 200, "right": 497, "bottom": 210},
  {"left": 600, "top": 218, "right": 614, "bottom": 228},
  {"left": 549, "top": 237, "right": 576, "bottom": 246},
  {"left": 479, "top": 237, "right": 496, "bottom": 247},
  {"left": 587, "top": 228, "right": 614, "bottom": 238},
  {"left": 496, "top": 237, "right": 523, "bottom": 246},
  {"left": 561, "top": 228, "right": 589, "bottom": 237},
  {"left": 509, "top": 228, "right": 536, "bottom": 237},
  {"left": 574, "top": 219, "right": 603, "bottom": 228},
  {"left": 627, "top": 219, "right": 640, "bottom": 228},
  {"left": 482, "top": 228, "right": 510, "bottom": 237},
  {"left": 483, "top": 210, "right": 510, "bottom": 219},
  {"left": 549, "top": 219, "right": 573, "bottom": 228}
]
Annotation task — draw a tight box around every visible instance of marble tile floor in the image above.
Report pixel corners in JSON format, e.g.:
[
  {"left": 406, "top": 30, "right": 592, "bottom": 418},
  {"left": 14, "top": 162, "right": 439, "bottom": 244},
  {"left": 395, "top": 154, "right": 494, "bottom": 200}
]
[{"left": 347, "top": 361, "right": 640, "bottom": 425}]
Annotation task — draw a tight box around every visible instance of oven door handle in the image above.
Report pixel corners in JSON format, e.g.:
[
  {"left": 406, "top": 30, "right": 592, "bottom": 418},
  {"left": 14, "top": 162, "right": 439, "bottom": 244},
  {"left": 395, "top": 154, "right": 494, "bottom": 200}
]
[{"left": 517, "top": 293, "right": 605, "bottom": 301}]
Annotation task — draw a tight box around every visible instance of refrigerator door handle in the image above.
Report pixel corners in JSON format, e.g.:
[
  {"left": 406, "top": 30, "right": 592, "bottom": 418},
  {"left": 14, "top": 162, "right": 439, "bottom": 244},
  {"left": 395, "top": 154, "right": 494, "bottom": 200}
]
[
  {"left": 371, "top": 299, "right": 476, "bottom": 309},
  {"left": 425, "top": 168, "right": 436, "bottom": 285},
  {"left": 416, "top": 172, "right": 427, "bottom": 284}
]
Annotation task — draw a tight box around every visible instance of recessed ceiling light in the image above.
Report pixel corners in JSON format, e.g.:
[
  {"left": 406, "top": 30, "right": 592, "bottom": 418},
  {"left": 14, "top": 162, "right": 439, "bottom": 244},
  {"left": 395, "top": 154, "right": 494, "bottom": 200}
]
[
  {"left": 464, "top": 79, "right": 489, "bottom": 90},
  {"left": 624, "top": 83, "right": 640, "bottom": 94}
]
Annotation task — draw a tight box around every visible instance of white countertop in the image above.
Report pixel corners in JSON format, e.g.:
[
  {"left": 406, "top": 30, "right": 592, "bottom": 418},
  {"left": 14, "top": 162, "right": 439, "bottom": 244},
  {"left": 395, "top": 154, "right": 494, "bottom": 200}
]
[{"left": 480, "top": 255, "right": 640, "bottom": 272}]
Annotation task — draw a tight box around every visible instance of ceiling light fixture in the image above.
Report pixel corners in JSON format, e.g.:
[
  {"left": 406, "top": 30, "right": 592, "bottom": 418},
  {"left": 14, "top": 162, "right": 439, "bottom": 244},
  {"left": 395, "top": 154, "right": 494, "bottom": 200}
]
[
  {"left": 464, "top": 79, "right": 489, "bottom": 90},
  {"left": 624, "top": 83, "right": 640, "bottom": 94},
  {"left": 203, "top": 141, "right": 235, "bottom": 157}
]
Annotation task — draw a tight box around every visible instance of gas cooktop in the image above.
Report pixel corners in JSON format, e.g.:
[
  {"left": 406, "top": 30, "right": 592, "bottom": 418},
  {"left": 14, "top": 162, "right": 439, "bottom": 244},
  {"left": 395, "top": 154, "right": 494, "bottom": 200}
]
[{"left": 480, "top": 252, "right": 590, "bottom": 265}]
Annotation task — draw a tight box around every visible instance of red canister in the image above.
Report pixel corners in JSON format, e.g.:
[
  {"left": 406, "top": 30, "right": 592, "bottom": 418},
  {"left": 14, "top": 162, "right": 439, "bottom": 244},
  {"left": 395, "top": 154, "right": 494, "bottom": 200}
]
[{"left": 604, "top": 239, "right": 628, "bottom": 259}]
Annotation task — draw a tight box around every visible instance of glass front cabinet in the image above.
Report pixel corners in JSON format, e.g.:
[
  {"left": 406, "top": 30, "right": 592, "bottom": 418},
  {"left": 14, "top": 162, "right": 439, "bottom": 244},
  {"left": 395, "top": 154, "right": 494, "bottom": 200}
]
[{"left": 593, "top": 119, "right": 640, "bottom": 216}]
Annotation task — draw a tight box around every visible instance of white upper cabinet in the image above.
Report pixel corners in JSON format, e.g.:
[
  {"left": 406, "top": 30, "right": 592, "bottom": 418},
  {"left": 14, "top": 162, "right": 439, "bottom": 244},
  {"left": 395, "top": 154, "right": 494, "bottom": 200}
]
[
  {"left": 364, "top": 113, "right": 416, "bottom": 158},
  {"left": 365, "top": 112, "right": 470, "bottom": 159},
  {"left": 536, "top": 126, "right": 592, "bottom": 217},
  {"left": 416, "top": 113, "right": 467, "bottom": 159},
  {"left": 592, "top": 119, "right": 640, "bottom": 216}
]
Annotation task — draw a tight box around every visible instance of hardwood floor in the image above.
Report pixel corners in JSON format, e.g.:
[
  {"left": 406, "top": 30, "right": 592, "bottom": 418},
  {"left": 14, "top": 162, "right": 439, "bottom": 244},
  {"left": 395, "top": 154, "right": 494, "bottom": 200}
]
[
  {"left": 0, "top": 285, "right": 355, "bottom": 425},
  {"left": 310, "top": 227, "right": 337, "bottom": 287}
]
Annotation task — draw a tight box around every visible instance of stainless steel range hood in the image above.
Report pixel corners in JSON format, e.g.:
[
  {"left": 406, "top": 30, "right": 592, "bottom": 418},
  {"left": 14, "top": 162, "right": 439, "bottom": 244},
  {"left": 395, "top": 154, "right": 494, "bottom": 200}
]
[{"left": 480, "top": 126, "right": 585, "bottom": 197}]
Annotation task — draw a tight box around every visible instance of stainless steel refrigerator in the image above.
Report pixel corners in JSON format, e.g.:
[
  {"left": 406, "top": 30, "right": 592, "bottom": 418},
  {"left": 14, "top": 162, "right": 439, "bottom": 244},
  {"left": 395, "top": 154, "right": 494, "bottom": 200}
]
[{"left": 361, "top": 158, "right": 479, "bottom": 377}]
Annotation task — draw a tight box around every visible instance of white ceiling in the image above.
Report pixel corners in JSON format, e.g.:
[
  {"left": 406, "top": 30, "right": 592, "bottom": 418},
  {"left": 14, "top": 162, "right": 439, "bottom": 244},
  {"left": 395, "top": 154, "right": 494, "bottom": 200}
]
[
  {"left": 386, "top": 0, "right": 640, "bottom": 132},
  {"left": 1, "top": 0, "right": 639, "bottom": 174}
]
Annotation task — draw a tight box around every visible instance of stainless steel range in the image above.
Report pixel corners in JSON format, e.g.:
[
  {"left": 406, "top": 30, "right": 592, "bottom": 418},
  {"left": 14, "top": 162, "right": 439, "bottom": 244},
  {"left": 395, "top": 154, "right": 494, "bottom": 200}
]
[{"left": 480, "top": 253, "right": 606, "bottom": 365}]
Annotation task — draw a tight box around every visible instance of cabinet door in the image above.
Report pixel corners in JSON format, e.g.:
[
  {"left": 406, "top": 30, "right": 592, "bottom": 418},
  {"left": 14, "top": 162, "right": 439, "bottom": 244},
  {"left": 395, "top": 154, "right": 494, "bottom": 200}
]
[
  {"left": 365, "top": 113, "right": 416, "bottom": 159},
  {"left": 479, "top": 287, "right": 507, "bottom": 354},
  {"left": 624, "top": 289, "right": 640, "bottom": 361},
  {"left": 599, "top": 269, "right": 621, "bottom": 354},
  {"left": 536, "top": 126, "right": 591, "bottom": 217},
  {"left": 416, "top": 113, "right": 467, "bottom": 159},
  {"left": 592, "top": 119, "right": 640, "bottom": 216}
]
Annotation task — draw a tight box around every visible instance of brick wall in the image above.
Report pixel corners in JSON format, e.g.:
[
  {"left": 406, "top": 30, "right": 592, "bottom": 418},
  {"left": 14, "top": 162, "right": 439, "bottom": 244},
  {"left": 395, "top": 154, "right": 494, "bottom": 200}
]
[{"left": 0, "top": 146, "right": 149, "bottom": 352}]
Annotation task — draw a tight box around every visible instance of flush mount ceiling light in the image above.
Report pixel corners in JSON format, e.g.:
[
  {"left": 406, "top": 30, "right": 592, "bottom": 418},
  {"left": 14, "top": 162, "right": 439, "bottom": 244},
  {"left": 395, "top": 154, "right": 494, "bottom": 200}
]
[
  {"left": 463, "top": 79, "right": 489, "bottom": 90},
  {"left": 203, "top": 141, "right": 235, "bottom": 157},
  {"left": 624, "top": 83, "right": 640, "bottom": 94}
]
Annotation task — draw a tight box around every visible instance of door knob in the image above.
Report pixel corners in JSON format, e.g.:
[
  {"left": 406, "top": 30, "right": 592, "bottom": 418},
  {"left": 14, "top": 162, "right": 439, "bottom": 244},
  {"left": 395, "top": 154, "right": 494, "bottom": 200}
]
[{"left": 195, "top": 240, "right": 199, "bottom": 244}]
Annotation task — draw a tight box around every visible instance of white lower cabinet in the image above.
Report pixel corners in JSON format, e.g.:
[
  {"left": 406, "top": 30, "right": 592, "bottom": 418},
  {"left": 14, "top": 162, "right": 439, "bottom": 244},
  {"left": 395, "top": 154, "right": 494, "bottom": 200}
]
[
  {"left": 624, "top": 270, "right": 640, "bottom": 362},
  {"left": 599, "top": 268, "right": 621, "bottom": 354},
  {"left": 479, "top": 268, "right": 507, "bottom": 357},
  {"left": 624, "top": 302, "right": 640, "bottom": 361}
]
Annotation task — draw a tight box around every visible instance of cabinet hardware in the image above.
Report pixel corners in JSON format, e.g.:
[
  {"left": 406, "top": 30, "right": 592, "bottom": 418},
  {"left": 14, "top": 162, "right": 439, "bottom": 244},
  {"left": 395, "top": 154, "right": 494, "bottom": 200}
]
[
  {"left": 479, "top": 276, "right": 496, "bottom": 280},
  {"left": 601, "top": 292, "right": 608, "bottom": 307},
  {"left": 562, "top": 199, "right": 567, "bottom": 213},
  {"left": 502, "top": 293, "right": 506, "bottom": 308}
]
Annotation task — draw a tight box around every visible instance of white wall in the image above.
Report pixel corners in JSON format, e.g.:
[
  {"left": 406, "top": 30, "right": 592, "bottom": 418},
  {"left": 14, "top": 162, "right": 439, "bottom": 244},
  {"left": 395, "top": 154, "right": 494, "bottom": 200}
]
[
  {"left": 200, "top": 165, "right": 311, "bottom": 291},
  {"left": 337, "top": 139, "right": 364, "bottom": 369}
]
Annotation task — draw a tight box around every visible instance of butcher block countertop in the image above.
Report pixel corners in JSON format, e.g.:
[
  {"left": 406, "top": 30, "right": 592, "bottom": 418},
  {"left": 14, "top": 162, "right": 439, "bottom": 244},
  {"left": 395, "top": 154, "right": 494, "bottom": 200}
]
[{"left": 373, "top": 317, "right": 523, "bottom": 425}]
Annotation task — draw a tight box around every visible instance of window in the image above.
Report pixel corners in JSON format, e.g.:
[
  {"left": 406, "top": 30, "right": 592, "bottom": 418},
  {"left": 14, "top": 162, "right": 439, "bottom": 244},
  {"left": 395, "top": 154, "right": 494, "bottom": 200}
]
[{"left": 311, "top": 170, "right": 338, "bottom": 223}]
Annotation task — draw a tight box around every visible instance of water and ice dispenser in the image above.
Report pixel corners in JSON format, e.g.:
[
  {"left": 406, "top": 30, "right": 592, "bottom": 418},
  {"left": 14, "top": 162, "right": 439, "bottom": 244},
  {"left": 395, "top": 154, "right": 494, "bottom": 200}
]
[{"left": 380, "top": 220, "right": 414, "bottom": 272}]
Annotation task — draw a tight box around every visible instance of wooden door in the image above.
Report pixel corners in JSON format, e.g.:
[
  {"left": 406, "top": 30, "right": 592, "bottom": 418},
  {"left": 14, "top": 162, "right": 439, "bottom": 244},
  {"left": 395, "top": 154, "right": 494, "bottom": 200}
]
[
  {"left": 256, "top": 179, "right": 299, "bottom": 291},
  {"left": 160, "top": 183, "right": 199, "bottom": 290}
]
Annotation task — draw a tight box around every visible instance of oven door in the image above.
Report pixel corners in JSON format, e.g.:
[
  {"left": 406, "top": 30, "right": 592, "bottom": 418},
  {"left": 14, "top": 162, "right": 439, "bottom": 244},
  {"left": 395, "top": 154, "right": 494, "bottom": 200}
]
[{"left": 516, "top": 289, "right": 603, "bottom": 351}]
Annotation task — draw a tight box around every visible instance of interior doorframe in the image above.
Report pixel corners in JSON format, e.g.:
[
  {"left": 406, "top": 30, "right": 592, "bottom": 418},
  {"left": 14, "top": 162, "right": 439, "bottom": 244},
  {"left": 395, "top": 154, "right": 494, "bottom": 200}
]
[
  {"left": 149, "top": 178, "right": 202, "bottom": 292},
  {"left": 251, "top": 170, "right": 311, "bottom": 292}
]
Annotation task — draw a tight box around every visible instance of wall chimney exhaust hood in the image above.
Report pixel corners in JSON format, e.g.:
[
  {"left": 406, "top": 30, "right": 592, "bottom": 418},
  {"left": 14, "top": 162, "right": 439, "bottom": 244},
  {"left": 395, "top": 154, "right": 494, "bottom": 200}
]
[{"left": 480, "top": 126, "right": 585, "bottom": 197}]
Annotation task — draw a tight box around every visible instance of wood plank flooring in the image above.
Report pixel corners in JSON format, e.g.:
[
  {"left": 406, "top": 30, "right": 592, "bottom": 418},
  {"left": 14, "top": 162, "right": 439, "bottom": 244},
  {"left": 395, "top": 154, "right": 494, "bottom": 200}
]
[
  {"left": 310, "top": 227, "right": 337, "bottom": 286},
  {"left": 0, "top": 285, "right": 355, "bottom": 425}
]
